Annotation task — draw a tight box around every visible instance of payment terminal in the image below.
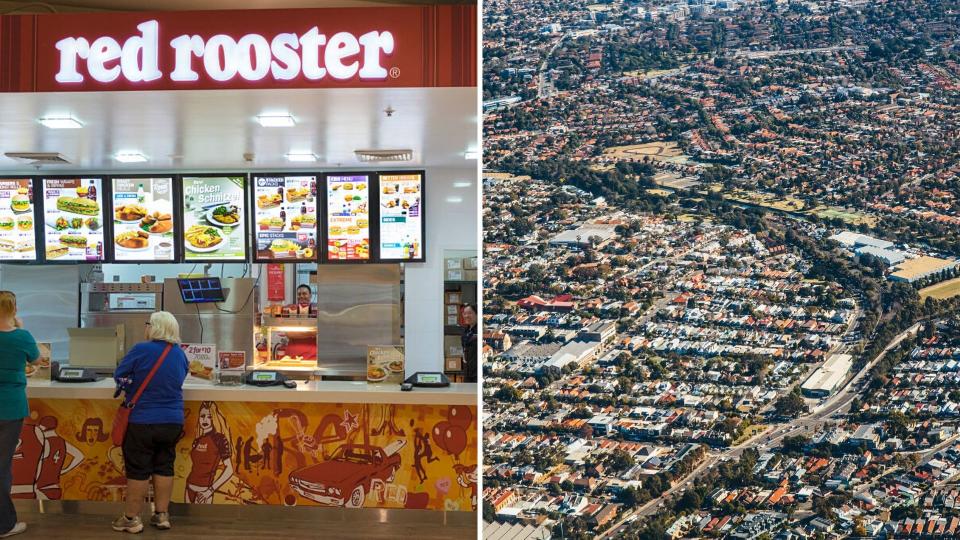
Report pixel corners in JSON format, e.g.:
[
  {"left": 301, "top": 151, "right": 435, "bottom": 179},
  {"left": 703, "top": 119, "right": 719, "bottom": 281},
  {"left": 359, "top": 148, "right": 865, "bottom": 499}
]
[
  {"left": 245, "top": 370, "right": 298, "bottom": 388},
  {"left": 403, "top": 372, "right": 451, "bottom": 388},
  {"left": 51, "top": 362, "right": 100, "bottom": 383}
]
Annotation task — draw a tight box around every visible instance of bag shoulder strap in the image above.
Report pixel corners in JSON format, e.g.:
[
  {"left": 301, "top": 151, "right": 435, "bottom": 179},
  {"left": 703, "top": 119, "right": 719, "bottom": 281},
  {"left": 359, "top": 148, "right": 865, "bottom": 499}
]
[{"left": 128, "top": 343, "right": 174, "bottom": 407}]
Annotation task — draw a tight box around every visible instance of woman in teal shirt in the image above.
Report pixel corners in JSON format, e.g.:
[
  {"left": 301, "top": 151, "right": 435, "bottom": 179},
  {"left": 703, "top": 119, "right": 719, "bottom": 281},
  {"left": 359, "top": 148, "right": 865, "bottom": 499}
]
[{"left": 0, "top": 291, "right": 40, "bottom": 538}]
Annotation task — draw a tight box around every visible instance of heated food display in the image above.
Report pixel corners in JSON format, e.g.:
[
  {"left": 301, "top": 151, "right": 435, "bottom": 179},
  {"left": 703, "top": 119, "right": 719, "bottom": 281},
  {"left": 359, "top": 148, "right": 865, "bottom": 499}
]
[
  {"left": 111, "top": 178, "right": 176, "bottom": 261},
  {"left": 40, "top": 178, "right": 105, "bottom": 262}
]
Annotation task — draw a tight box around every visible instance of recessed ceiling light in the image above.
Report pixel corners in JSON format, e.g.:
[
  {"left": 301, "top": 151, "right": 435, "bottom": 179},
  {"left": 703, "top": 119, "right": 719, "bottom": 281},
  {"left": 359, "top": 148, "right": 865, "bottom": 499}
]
[
  {"left": 453, "top": 181, "right": 472, "bottom": 188},
  {"left": 38, "top": 116, "right": 83, "bottom": 129},
  {"left": 257, "top": 114, "right": 296, "bottom": 127},
  {"left": 446, "top": 196, "right": 464, "bottom": 203},
  {"left": 286, "top": 152, "right": 318, "bottom": 162},
  {"left": 115, "top": 152, "right": 148, "bottom": 163},
  {"left": 464, "top": 151, "right": 479, "bottom": 160}
]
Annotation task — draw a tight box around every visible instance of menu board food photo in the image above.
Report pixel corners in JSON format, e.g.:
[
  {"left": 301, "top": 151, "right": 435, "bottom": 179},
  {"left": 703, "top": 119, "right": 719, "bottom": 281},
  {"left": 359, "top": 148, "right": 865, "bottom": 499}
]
[
  {"left": 41, "top": 178, "right": 105, "bottom": 262},
  {"left": 112, "top": 178, "right": 176, "bottom": 261},
  {"left": 0, "top": 179, "right": 37, "bottom": 261},
  {"left": 379, "top": 173, "right": 423, "bottom": 261},
  {"left": 326, "top": 174, "right": 370, "bottom": 261},
  {"left": 253, "top": 176, "right": 318, "bottom": 261},
  {"left": 181, "top": 176, "right": 247, "bottom": 261}
]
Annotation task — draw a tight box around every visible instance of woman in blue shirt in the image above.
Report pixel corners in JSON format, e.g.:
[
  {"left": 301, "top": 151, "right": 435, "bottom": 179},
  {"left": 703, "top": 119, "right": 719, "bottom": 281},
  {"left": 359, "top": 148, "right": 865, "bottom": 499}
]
[
  {"left": 111, "top": 311, "right": 188, "bottom": 533},
  {"left": 0, "top": 291, "right": 40, "bottom": 538}
]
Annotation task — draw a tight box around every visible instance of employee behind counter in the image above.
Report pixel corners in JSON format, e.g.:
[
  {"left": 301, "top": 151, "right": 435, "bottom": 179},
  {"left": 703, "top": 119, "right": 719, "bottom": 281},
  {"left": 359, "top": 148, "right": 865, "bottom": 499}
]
[{"left": 284, "top": 284, "right": 317, "bottom": 317}]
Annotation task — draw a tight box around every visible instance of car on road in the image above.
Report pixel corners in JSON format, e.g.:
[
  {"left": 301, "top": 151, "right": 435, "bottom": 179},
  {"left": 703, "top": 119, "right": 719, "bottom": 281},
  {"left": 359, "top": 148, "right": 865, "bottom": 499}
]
[{"left": 289, "top": 443, "right": 402, "bottom": 508}]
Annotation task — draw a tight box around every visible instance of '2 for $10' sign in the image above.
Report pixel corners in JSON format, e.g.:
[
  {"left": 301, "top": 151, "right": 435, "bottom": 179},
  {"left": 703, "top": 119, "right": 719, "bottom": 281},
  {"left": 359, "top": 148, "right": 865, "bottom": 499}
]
[{"left": 54, "top": 20, "right": 396, "bottom": 84}]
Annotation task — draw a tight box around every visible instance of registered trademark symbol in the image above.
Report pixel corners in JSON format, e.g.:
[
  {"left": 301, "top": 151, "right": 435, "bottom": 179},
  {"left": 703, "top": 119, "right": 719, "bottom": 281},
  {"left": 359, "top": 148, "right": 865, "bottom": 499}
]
[{"left": 389, "top": 67, "right": 401, "bottom": 78}]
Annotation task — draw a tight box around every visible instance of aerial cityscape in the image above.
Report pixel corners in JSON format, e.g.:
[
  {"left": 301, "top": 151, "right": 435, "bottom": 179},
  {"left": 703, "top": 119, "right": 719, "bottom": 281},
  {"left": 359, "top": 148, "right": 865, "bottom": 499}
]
[{"left": 481, "top": 0, "right": 960, "bottom": 538}]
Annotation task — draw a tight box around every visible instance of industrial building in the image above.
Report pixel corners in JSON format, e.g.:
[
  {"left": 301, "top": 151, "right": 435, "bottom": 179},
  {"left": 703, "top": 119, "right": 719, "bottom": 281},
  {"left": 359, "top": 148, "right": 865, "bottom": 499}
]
[
  {"left": 890, "top": 256, "right": 959, "bottom": 283},
  {"left": 800, "top": 354, "right": 853, "bottom": 398}
]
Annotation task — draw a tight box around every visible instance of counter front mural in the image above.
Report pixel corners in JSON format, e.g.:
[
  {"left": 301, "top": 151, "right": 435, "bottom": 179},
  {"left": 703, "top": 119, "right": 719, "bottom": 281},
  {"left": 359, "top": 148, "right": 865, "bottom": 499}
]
[{"left": 15, "top": 399, "right": 477, "bottom": 512}]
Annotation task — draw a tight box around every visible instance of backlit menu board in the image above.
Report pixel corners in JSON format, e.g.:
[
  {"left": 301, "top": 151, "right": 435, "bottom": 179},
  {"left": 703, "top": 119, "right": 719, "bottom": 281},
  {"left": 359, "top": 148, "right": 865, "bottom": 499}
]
[
  {"left": 181, "top": 176, "right": 247, "bottom": 261},
  {"left": 41, "top": 178, "right": 105, "bottom": 262},
  {"left": 326, "top": 174, "right": 370, "bottom": 261},
  {"left": 0, "top": 179, "right": 37, "bottom": 261},
  {"left": 378, "top": 173, "right": 423, "bottom": 261},
  {"left": 253, "top": 176, "right": 318, "bottom": 262},
  {"left": 112, "top": 178, "right": 176, "bottom": 262}
]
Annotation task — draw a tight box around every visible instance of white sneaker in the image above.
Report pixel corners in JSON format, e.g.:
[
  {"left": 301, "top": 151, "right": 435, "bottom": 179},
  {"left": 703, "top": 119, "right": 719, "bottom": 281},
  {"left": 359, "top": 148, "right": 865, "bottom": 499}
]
[
  {"left": 150, "top": 512, "right": 171, "bottom": 530},
  {"left": 112, "top": 514, "right": 144, "bottom": 533},
  {"left": 0, "top": 523, "right": 26, "bottom": 538}
]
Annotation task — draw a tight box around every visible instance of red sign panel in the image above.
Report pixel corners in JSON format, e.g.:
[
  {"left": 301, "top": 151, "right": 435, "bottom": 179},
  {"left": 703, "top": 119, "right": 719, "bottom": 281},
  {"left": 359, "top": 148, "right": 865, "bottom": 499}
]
[
  {"left": 0, "top": 5, "right": 475, "bottom": 92},
  {"left": 266, "top": 263, "right": 285, "bottom": 301}
]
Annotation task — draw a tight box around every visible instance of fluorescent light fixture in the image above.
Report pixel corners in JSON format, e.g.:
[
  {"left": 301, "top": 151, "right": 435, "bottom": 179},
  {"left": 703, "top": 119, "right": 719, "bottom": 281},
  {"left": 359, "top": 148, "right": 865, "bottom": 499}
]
[
  {"left": 464, "top": 151, "right": 479, "bottom": 160},
  {"left": 445, "top": 196, "right": 464, "bottom": 203},
  {"left": 453, "top": 181, "right": 472, "bottom": 188},
  {"left": 256, "top": 114, "right": 296, "bottom": 127},
  {"left": 114, "top": 152, "right": 148, "bottom": 163},
  {"left": 38, "top": 116, "right": 83, "bottom": 129},
  {"left": 286, "top": 152, "right": 318, "bottom": 162}
]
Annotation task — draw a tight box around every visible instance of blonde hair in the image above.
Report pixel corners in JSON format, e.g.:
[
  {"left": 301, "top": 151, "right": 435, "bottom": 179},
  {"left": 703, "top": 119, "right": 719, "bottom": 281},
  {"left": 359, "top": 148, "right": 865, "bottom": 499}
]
[
  {"left": 147, "top": 311, "right": 180, "bottom": 343},
  {"left": 198, "top": 401, "right": 231, "bottom": 440},
  {"left": 0, "top": 291, "right": 16, "bottom": 323}
]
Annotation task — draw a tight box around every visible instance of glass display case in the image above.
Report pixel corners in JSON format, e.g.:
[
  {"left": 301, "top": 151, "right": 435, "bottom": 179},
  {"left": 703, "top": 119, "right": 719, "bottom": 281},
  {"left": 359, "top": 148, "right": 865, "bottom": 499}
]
[{"left": 255, "top": 313, "right": 319, "bottom": 372}]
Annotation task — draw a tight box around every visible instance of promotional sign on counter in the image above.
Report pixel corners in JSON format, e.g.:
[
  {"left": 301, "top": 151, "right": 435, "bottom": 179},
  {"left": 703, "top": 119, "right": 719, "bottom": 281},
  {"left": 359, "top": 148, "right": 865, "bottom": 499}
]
[
  {"left": 0, "top": 179, "right": 37, "bottom": 260},
  {"left": 253, "top": 176, "right": 318, "bottom": 262},
  {"left": 111, "top": 178, "right": 176, "bottom": 262},
  {"left": 367, "top": 345, "right": 405, "bottom": 384},
  {"left": 181, "top": 343, "right": 216, "bottom": 380},
  {"left": 378, "top": 173, "right": 423, "bottom": 261},
  {"left": 40, "top": 178, "right": 105, "bottom": 262},
  {"left": 326, "top": 175, "right": 370, "bottom": 261},
  {"left": 181, "top": 176, "right": 247, "bottom": 261},
  {"left": 217, "top": 351, "right": 246, "bottom": 373}
]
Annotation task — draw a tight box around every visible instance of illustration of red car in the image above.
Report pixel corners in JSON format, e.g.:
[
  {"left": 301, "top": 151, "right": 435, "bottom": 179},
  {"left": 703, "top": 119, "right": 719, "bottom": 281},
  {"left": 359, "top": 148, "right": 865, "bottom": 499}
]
[{"left": 288, "top": 443, "right": 401, "bottom": 508}]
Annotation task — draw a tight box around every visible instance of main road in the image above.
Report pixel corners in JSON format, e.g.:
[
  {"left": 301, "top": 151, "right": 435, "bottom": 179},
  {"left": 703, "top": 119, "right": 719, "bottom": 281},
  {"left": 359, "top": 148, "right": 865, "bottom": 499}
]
[{"left": 600, "top": 322, "right": 923, "bottom": 537}]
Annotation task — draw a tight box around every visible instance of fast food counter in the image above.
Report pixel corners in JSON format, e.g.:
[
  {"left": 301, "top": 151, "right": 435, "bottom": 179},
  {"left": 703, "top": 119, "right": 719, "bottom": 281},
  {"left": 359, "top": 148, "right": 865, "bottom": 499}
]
[
  {"left": 21, "top": 376, "right": 478, "bottom": 511},
  {"left": 26, "top": 377, "right": 477, "bottom": 405}
]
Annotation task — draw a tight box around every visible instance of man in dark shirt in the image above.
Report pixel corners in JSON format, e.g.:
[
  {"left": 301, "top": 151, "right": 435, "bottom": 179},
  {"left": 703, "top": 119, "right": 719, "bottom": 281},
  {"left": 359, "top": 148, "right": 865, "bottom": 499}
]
[{"left": 460, "top": 304, "right": 478, "bottom": 383}]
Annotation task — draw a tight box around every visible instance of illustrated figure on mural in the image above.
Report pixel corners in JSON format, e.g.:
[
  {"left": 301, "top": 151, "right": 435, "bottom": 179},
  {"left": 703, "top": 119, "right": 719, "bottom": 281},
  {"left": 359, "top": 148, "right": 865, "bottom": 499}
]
[
  {"left": 185, "top": 401, "right": 235, "bottom": 503},
  {"left": 454, "top": 463, "right": 477, "bottom": 512},
  {"left": 12, "top": 417, "right": 84, "bottom": 500},
  {"left": 411, "top": 424, "right": 439, "bottom": 484},
  {"left": 36, "top": 416, "right": 84, "bottom": 499},
  {"left": 75, "top": 417, "right": 110, "bottom": 444}
]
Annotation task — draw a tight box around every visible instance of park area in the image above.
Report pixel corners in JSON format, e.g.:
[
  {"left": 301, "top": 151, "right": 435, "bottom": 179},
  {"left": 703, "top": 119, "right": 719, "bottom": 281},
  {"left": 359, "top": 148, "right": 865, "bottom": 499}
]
[
  {"left": 920, "top": 277, "right": 960, "bottom": 301},
  {"left": 603, "top": 141, "right": 692, "bottom": 165}
]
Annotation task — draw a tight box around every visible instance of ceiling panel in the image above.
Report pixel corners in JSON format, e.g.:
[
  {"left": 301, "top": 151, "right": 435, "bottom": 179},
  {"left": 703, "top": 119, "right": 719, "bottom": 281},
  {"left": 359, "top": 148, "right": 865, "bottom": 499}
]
[{"left": 0, "top": 86, "right": 478, "bottom": 173}]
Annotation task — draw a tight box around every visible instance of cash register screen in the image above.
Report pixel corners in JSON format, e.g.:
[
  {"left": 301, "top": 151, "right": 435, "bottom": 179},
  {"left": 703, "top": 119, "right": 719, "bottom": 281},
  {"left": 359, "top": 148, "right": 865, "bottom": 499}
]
[
  {"left": 60, "top": 369, "right": 84, "bottom": 378},
  {"left": 252, "top": 372, "right": 277, "bottom": 382},
  {"left": 177, "top": 278, "right": 226, "bottom": 304},
  {"left": 418, "top": 373, "right": 442, "bottom": 384}
]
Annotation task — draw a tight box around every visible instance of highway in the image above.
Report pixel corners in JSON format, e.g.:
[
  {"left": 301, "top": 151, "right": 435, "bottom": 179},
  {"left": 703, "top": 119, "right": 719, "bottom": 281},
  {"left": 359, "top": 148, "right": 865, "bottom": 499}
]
[{"left": 537, "top": 33, "right": 569, "bottom": 99}]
